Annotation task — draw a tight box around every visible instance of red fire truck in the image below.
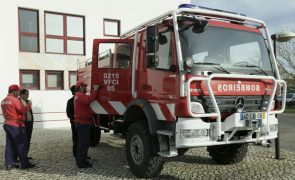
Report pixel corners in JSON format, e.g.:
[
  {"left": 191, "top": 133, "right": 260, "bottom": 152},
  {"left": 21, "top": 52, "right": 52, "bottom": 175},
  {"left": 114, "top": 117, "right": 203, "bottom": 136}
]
[{"left": 78, "top": 4, "right": 287, "bottom": 178}]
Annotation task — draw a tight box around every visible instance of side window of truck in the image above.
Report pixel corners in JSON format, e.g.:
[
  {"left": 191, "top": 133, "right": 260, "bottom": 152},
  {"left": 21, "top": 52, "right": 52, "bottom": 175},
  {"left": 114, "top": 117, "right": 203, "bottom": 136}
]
[
  {"left": 156, "top": 28, "right": 173, "bottom": 71},
  {"left": 98, "top": 43, "right": 131, "bottom": 69},
  {"left": 144, "top": 25, "right": 174, "bottom": 72}
]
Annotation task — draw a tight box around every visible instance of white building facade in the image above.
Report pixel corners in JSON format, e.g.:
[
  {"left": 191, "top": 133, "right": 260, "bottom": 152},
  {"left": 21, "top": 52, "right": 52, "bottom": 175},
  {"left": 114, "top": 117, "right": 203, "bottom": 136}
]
[{"left": 0, "top": 0, "right": 189, "bottom": 128}]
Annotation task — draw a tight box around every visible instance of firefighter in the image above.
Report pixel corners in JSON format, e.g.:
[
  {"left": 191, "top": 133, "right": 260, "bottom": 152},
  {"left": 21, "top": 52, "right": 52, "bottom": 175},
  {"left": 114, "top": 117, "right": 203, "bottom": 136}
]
[
  {"left": 66, "top": 85, "right": 77, "bottom": 158},
  {"left": 1, "top": 84, "right": 35, "bottom": 170},
  {"left": 19, "top": 89, "right": 34, "bottom": 159},
  {"left": 74, "top": 82, "right": 99, "bottom": 168}
]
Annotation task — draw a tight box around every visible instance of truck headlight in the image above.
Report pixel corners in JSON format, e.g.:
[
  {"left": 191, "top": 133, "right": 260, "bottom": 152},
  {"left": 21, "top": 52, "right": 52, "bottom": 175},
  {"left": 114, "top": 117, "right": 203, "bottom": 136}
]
[
  {"left": 191, "top": 102, "right": 205, "bottom": 114},
  {"left": 180, "top": 129, "right": 208, "bottom": 138}
]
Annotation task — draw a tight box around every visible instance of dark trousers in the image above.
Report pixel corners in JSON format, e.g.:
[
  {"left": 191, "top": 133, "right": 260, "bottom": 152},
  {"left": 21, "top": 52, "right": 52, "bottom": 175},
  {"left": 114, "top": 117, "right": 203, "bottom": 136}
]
[
  {"left": 3, "top": 124, "right": 29, "bottom": 167},
  {"left": 70, "top": 122, "right": 77, "bottom": 157},
  {"left": 24, "top": 120, "right": 33, "bottom": 154},
  {"left": 76, "top": 123, "right": 91, "bottom": 166}
]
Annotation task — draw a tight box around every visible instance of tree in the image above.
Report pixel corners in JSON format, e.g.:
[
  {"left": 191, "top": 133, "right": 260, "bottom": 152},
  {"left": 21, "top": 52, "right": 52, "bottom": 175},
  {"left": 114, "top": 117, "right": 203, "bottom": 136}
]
[{"left": 276, "top": 36, "right": 295, "bottom": 86}]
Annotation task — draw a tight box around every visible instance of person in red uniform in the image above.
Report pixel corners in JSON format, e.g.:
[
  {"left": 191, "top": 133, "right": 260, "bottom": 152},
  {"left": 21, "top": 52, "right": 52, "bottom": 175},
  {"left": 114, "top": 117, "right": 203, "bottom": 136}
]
[
  {"left": 1, "top": 84, "right": 35, "bottom": 170},
  {"left": 74, "top": 82, "right": 99, "bottom": 168}
]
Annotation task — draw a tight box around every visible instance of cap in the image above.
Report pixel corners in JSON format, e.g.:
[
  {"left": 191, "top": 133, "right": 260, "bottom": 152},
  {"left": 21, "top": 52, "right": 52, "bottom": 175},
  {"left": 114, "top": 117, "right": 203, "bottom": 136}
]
[
  {"left": 76, "top": 82, "right": 87, "bottom": 88},
  {"left": 8, "top": 84, "right": 21, "bottom": 91}
]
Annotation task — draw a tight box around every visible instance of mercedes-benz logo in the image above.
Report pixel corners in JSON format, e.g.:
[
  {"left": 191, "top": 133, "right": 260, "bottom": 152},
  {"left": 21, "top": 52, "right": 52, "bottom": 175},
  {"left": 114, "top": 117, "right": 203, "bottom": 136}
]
[{"left": 235, "top": 96, "right": 245, "bottom": 110}]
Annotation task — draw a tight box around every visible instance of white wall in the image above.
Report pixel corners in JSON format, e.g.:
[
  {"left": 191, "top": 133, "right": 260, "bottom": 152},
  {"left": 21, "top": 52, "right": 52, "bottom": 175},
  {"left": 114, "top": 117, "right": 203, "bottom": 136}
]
[
  {"left": 0, "top": 0, "right": 189, "bottom": 128},
  {"left": 0, "top": 0, "right": 19, "bottom": 102}
]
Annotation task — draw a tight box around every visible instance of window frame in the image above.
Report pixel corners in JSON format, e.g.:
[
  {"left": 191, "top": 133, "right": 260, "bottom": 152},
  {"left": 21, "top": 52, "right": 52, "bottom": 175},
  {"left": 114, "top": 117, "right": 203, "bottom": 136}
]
[
  {"left": 45, "top": 70, "right": 64, "bottom": 90},
  {"left": 69, "top": 71, "right": 77, "bottom": 88},
  {"left": 18, "top": 8, "right": 40, "bottom": 53},
  {"left": 19, "top": 70, "right": 40, "bottom": 90},
  {"left": 103, "top": 18, "right": 121, "bottom": 37},
  {"left": 44, "top": 11, "right": 85, "bottom": 55}
]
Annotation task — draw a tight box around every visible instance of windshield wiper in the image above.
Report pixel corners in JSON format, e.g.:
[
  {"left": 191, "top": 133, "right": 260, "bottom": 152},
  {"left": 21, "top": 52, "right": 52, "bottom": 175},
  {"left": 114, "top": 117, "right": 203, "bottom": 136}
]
[
  {"left": 214, "top": 65, "right": 231, "bottom": 74},
  {"left": 237, "top": 64, "right": 268, "bottom": 75},
  {"left": 194, "top": 62, "right": 220, "bottom": 65},
  {"left": 194, "top": 62, "right": 231, "bottom": 74}
]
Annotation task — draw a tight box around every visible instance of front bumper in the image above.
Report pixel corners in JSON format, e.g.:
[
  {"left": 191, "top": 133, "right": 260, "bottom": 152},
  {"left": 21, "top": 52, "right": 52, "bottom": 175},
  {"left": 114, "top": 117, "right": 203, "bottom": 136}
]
[{"left": 175, "top": 113, "right": 278, "bottom": 148}]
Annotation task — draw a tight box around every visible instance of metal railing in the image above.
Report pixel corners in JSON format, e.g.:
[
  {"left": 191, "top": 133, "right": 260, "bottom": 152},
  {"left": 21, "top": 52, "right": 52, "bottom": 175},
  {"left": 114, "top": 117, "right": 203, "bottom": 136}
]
[
  {"left": 78, "top": 57, "right": 92, "bottom": 69},
  {"left": 186, "top": 74, "right": 287, "bottom": 140}
]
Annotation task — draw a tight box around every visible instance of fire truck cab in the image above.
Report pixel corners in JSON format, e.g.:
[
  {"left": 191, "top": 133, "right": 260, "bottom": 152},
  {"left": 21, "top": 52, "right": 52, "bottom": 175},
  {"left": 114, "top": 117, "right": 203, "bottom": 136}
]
[{"left": 78, "top": 4, "right": 287, "bottom": 178}]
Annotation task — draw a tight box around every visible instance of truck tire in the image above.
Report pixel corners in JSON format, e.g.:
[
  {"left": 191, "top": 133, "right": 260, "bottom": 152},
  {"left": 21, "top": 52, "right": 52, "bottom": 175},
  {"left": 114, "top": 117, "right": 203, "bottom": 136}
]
[
  {"left": 90, "top": 126, "right": 101, "bottom": 147},
  {"left": 207, "top": 143, "right": 248, "bottom": 164},
  {"left": 126, "top": 121, "right": 164, "bottom": 178},
  {"left": 178, "top": 148, "right": 189, "bottom": 156}
]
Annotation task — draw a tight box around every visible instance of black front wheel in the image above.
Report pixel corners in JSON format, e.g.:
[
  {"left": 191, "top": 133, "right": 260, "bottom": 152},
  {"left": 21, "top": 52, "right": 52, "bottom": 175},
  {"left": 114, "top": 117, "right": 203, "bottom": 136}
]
[
  {"left": 178, "top": 148, "right": 189, "bottom": 156},
  {"left": 126, "top": 121, "right": 163, "bottom": 178},
  {"left": 207, "top": 143, "right": 248, "bottom": 164}
]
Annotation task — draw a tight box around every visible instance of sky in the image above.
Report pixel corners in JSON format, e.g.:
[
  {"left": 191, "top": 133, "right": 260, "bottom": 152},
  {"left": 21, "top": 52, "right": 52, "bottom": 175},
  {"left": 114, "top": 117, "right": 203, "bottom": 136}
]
[{"left": 190, "top": 0, "right": 295, "bottom": 33}]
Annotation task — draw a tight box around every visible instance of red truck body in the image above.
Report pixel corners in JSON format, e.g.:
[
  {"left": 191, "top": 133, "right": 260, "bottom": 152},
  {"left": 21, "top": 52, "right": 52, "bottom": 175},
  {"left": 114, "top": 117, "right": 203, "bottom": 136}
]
[{"left": 77, "top": 5, "right": 287, "bottom": 178}]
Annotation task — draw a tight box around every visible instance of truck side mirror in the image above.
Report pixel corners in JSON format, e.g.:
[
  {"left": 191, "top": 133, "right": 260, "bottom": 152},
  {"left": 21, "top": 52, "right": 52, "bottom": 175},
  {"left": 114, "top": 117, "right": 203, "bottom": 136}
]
[
  {"left": 146, "top": 54, "right": 159, "bottom": 68},
  {"left": 146, "top": 25, "right": 159, "bottom": 53},
  {"left": 192, "top": 20, "right": 208, "bottom": 33}
]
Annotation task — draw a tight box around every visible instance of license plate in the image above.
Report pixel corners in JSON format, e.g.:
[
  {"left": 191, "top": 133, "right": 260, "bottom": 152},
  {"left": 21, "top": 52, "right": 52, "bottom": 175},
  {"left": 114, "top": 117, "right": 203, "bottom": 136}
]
[{"left": 241, "top": 112, "right": 265, "bottom": 121}]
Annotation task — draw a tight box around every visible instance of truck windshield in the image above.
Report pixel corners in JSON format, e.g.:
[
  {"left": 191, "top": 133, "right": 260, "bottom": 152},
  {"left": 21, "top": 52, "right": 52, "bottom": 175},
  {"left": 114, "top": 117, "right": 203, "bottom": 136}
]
[{"left": 179, "top": 22, "right": 274, "bottom": 75}]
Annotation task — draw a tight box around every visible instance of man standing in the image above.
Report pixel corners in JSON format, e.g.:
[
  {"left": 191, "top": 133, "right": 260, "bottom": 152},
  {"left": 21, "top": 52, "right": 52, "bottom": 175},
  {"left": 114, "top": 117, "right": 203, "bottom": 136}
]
[
  {"left": 1, "top": 84, "right": 35, "bottom": 170},
  {"left": 19, "top": 89, "right": 34, "bottom": 159},
  {"left": 74, "top": 82, "right": 99, "bottom": 168},
  {"left": 66, "top": 85, "right": 77, "bottom": 158}
]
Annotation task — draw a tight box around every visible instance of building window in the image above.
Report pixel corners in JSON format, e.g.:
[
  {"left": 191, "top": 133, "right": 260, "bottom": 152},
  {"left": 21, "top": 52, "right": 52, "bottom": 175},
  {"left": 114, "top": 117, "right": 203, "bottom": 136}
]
[
  {"left": 18, "top": 8, "right": 39, "bottom": 52},
  {"left": 19, "top": 70, "right": 40, "bottom": 89},
  {"left": 46, "top": 71, "right": 64, "bottom": 90},
  {"left": 45, "top": 12, "right": 85, "bottom": 55},
  {"left": 69, "top": 71, "right": 77, "bottom": 88},
  {"left": 103, "top": 18, "right": 120, "bottom": 37}
]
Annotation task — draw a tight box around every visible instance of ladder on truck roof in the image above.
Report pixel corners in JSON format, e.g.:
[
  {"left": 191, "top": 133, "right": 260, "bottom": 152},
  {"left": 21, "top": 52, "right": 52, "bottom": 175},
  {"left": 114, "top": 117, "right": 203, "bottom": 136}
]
[{"left": 120, "top": 6, "right": 265, "bottom": 38}]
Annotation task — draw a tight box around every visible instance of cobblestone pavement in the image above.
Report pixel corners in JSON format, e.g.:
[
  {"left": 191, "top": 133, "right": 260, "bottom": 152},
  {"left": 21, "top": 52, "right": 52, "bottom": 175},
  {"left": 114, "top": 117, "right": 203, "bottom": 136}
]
[{"left": 0, "top": 128, "right": 295, "bottom": 180}]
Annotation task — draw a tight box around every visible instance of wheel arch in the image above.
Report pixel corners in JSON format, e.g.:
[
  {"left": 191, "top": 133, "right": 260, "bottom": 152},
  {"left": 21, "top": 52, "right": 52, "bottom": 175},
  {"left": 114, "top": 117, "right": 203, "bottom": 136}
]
[{"left": 123, "top": 99, "right": 159, "bottom": 135}]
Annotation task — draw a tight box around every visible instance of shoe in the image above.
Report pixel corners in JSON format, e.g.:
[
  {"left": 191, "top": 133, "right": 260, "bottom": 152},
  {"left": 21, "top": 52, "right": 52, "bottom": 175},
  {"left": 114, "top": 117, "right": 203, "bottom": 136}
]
[
  {"left": 28, "top": 157, "right": 33, "bottom": 160},
  {"left": 21, "top": 163, "right": 35, "bottom": 169},
  {"left": 6, "top": 164, "right": 20, "bottom": 170},
  {"left": 86, "top": 156, "right": 91, "bottom": 160},
  {"left": 77, "top": 162, "right": 92, "bottom": 168}
]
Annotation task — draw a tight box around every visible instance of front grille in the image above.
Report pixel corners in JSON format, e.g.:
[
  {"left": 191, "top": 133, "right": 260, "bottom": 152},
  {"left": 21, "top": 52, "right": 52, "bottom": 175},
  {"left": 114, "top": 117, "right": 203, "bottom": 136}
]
[{"left": 191, "top": 96, "right": 268, "bottom": 113}]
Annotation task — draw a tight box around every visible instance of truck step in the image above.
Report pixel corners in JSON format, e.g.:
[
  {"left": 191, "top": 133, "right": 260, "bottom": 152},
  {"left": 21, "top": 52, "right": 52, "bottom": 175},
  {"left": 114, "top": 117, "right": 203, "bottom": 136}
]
[
  {"left": 99, "top": 126, "right": 109, "bottom": 131},
  {"left": 157, "top": 130, "right": 174, "bottom": 136},
  {"left": 115, "top": 119, "right": 124, "bottom": 123},
  {"left": 158, "top": 150, "right": 178, "bottom": 157}
]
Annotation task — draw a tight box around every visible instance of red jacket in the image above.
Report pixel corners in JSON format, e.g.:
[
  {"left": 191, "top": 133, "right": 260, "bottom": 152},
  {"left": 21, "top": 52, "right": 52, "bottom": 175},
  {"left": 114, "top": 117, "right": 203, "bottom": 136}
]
[
  {"left": 74, "top": 90, "right": 97, "bottom": 125},
  {"left": 1, "top": 94, "right": 31, "bottom": 127}
]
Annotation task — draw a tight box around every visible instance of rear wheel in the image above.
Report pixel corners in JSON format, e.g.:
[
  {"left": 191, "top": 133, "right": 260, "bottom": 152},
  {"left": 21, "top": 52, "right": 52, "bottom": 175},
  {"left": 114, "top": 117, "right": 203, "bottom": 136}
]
[
  {"left": 207, "top": 143, "right": 248, "bottom": 164},
  {"left": 126, "top": 121, "right": 164, "bottom": 178}
]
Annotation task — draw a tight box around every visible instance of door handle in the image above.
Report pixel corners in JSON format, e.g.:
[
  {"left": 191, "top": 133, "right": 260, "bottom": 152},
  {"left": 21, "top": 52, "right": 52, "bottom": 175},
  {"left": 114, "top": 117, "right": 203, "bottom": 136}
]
[{"left": 142, "top": 84, "right": 152, "bottom": 90}]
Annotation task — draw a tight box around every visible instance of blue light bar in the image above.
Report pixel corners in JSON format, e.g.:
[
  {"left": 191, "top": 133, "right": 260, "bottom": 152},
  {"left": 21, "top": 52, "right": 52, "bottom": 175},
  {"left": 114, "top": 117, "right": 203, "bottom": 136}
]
[
  {"left": 178, "top": 4, "right": 246, "bottom": 17},
  {"left": 178, "top": 4, "right": 196, "bottom": 9},
  {"left": 198, "top": 6, "right": 246, "bottom": 16}
]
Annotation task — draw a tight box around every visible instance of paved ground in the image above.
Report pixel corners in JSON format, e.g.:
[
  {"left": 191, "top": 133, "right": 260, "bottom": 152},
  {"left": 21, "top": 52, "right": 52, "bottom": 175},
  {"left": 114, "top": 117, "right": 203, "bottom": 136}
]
[
  {"left": 0, "top": 127, "right": 295, "bottom": 180},
  {"left": 278, "top": 113, "right": 295, "bottom": 151}
]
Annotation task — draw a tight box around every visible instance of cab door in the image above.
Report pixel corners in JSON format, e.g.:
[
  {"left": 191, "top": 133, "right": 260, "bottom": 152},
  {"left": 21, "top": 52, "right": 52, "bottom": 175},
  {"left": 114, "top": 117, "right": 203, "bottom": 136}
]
[
  {"left": 91, "top": 39, "right": 133, "bottom": 115},
  {"left": 137, "top": 24, "right": 180, "bottom": 121}
]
